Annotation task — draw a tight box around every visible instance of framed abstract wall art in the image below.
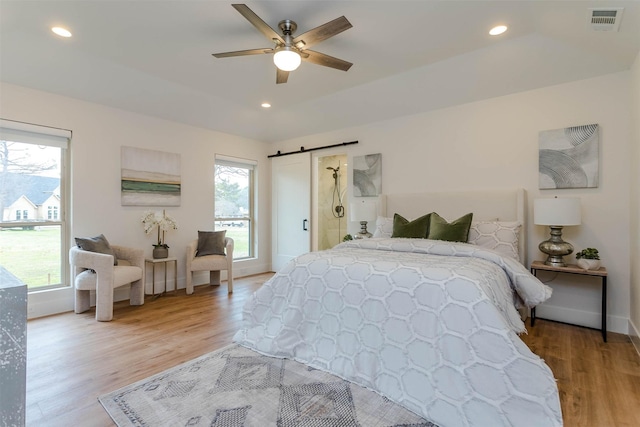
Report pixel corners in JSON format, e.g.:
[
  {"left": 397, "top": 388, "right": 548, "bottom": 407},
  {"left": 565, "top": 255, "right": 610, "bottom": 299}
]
[
  {"left": 539, "top": 123, "right": 599, "bottom": 189},
  {"left": 121, "top": 146, "right": 181, "bottom": 206},
  {"left": 353, "top": 153, "right": 382, "bottom": 197}
]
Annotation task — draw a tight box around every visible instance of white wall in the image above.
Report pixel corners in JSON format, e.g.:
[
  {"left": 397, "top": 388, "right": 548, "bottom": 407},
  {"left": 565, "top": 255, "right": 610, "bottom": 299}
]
[
  {"left": 272, "top": 71, "right": 633, "bottom": 334},
  {"left": 630, "top": 52, "right": 640, "bottom": 353},
  {"left": 0, "top": 82, "right": 272, "bottom": 319}
]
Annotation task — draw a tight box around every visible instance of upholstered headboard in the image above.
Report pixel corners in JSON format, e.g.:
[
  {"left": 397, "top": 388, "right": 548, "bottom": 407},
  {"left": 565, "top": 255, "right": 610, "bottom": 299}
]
[{"left": 378, "top": 188, "right": 527, "bottom": 264}]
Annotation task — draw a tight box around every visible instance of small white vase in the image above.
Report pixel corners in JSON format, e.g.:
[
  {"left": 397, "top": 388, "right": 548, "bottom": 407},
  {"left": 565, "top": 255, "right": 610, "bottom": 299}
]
[{"left": 577, "top": 258, "right": 601, "bottom": 270}]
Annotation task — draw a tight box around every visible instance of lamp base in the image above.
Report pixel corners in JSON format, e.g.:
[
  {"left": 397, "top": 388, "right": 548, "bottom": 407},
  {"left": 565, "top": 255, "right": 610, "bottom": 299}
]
[
  {"left": 542, "top": 254, "right": 570, "bottom": 268},
  {"left": 539, "top": 226, "right": 574, "bottom": 267},
  {"left": 355, "top": 221, "right": 372, "bottom": 239}
]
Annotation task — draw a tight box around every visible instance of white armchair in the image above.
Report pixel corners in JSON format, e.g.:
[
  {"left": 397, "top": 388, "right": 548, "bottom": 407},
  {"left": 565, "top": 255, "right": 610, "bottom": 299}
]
[
  {"left": 186, "top": 237, "right": 233, "bottom": 294},
  {"left": 69, "top": 245, "right": 145, "bottom": 321}
]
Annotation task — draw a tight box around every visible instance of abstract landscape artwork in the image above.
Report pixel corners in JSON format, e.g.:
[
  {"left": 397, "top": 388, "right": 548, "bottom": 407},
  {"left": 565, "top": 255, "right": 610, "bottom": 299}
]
[
  {"left": 121, "top": 146, "right": 181, "bottom": 206},
  {"left": 539, "top": 124, "right": 599, "bottom": 189},
  {"left": 353, "top": 153, "right": 382, "bottom": 196}
]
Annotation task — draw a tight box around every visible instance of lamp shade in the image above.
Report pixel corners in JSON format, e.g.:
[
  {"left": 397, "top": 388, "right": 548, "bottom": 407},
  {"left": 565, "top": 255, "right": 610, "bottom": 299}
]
[
  {"left": 350, "top": 200, "right": 376, "bottom": 223},
  {"left": 534, "top": 197, "right": 581, "bottom": 226}
]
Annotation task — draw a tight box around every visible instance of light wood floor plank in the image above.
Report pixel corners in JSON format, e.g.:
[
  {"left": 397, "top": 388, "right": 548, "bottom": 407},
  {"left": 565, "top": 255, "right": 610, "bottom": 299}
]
[{"left": 26, "top": 273, "right": 640, "bottom": 426}]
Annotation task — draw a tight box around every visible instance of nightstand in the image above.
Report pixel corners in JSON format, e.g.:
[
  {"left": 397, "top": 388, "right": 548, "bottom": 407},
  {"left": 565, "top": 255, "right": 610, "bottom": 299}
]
[{"left": 530, "top": 260, "right": 607, "bottom": 342}]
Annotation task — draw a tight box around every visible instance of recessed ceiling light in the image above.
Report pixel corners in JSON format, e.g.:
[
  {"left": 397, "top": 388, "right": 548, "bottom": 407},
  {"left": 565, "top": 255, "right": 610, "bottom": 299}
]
[
  {"left": 489, "top": 25, "right": 508, "bottom": 36},
  {"left": 52, "top": 26, "right": 72, "bottom": 38},
  {"left": 261, "top": 103, "right": 271, "bottom": 108}
]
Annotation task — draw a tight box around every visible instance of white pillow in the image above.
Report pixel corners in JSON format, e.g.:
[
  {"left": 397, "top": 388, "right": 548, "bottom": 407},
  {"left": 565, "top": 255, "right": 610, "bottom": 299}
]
[
  {"left": 468, "top": 221, "right": 522, "bottom": 261},
  {"left": 372, "top": 216, "right": 393, "bottom": 238}
]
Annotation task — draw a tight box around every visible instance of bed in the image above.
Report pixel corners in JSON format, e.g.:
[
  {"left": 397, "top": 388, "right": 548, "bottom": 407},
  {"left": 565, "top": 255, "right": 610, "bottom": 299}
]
[{"left": 234, "top": 188, "right": 563, "bottom": 427}]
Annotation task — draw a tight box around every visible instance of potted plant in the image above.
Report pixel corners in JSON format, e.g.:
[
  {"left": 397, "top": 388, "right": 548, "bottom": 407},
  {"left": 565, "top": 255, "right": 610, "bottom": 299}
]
[
  {"left": 575, "top": 247, "right": 601, "bottom": 270},
  {"left": 142, "top": 210, "right": 178, "bottom": 259}
]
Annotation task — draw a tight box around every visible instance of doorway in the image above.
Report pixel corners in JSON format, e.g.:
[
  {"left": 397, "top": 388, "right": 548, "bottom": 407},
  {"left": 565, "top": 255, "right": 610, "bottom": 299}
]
[{"left": 317, "top": 154, "right": 348, "bottom": 250}]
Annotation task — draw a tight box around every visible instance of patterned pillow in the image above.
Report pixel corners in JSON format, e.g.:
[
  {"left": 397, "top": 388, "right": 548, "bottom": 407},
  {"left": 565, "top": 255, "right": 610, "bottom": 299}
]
[
  {"left": 468, "top": 221, "right": 522, "bottom": 261},
  {"left": 372, "top": 216, "right": 393, "bottom": 238}
]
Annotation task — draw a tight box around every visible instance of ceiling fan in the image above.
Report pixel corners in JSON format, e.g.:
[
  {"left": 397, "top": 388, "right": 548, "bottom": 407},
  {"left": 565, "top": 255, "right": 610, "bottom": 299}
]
[{"left": 212, "top": 4, "right": 353, "bottom": 84}]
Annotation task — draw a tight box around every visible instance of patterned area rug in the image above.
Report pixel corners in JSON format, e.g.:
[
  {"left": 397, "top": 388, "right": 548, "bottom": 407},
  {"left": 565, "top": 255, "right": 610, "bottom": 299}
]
[{"left": 99, "top": 344, "right": 438, "bottom": 427}]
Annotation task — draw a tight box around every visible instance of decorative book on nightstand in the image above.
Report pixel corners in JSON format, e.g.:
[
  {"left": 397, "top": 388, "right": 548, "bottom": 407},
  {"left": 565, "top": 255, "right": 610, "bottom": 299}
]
[{"left": 530, "top": 260, "right": 608, "bottom": 342}]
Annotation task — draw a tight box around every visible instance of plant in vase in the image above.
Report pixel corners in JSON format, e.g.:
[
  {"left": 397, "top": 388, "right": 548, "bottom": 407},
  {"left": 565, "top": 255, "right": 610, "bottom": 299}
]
[
  {"left": 575, "top": 247, "right": 600, "bottom": 270},
  {"left": 141, "top": 210, "right": 178, "bottom": 259}
]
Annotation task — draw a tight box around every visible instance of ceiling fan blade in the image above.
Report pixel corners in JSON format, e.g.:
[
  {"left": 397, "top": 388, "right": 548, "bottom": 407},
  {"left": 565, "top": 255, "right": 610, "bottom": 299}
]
[
  {"left": 212, "top": 48, "right": 273, "bottom": 58},
  {"left": 276, "top": 68, "right": 289, "bottom": 84},
  {"left": 293, "top": 16, "right": 352, "bottom": 50},
  {"left": 302, "top": 50, "right": 352, "bottom": 72},
  {"left": 232, "top": 4, "right": 284, "bottom": 44}
]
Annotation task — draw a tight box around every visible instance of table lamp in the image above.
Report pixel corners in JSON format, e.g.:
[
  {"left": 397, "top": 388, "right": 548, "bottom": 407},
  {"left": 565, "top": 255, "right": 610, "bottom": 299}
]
[
  {"left": 350, "top": 200, "right": 377, "bottom": 239},
  {"left": 534, "top": 197, "right": 581, "bottom": 267}
]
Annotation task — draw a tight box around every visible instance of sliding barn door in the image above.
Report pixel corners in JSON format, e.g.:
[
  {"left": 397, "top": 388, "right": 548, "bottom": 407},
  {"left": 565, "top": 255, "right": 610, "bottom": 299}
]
[{"left": 272, "top": 152, "right": 311, "bottom": 272}]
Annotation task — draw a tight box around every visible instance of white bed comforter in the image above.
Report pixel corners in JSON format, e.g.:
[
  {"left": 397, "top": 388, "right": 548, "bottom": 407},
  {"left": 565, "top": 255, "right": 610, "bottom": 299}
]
[{"left": 234, "top": 238, "right": 562, "bottom": 427}]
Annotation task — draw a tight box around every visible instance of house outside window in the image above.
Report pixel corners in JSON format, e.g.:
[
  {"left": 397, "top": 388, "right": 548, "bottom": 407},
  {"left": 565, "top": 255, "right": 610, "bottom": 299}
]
[
  {"left": 0, "top": 120, "right": 70, "bottom": 291},
  {"left": 214, "top": 157, "right": 256, "bottom": 259}
]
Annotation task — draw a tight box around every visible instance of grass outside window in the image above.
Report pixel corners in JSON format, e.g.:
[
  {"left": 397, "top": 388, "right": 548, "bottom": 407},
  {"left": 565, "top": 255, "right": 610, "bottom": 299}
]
[{"left": 0, "top": 227, "right": 62, "bottom": 289}]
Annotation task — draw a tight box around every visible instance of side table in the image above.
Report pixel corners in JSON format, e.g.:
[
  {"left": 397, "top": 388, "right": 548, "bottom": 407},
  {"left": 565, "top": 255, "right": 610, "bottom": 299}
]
[
  {"left": 530, "top": 260, "right": 607, "bottom": 342},
  {"left": 145, "top": 257, "right": 178, "bottom": 296}
]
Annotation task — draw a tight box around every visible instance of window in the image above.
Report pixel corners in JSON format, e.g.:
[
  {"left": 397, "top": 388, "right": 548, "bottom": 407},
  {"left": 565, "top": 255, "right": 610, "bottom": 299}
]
[
  {"left": 0, "top": 119, "right": 70, "bottom": 291},
  {"left": 47, "top": 205, "right": 58, "bottom": 220},
  {"left": 214, "top": 157, "right": 256, "bottom": 259}
]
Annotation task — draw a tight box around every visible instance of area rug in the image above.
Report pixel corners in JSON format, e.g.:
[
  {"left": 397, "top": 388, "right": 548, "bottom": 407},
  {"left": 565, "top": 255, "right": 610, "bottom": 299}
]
[{"left": 99, "top": 343, "right": 437, "bottom": 427}]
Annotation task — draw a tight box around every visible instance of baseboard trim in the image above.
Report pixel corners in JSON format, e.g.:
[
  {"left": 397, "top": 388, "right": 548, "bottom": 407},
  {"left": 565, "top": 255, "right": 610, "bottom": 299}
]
[
  {"left": 534, "top": 303, "right": 628, "bottom": 335},
  {"left": 27, "top": 286, "right": 74, "bottom": 319}
]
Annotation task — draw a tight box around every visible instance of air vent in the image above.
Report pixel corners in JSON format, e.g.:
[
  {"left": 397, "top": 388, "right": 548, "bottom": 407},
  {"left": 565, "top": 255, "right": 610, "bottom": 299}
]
[{"left": 588, "top": 7, "right": 624, "bottom": 31}]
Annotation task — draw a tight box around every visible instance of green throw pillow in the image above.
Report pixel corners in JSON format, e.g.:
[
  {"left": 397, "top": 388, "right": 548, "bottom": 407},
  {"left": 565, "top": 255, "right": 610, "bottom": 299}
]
[
  {"left": 75, "top": 234, "right": 117, "bottom": 265},
  {"left": 196, "top": 230, "right": 227, "bottom": 257},
  {"left": 428, "top": 212, "right": 474, "bottom": 242},
  {"left": 392, "top": 213, "right": 431, "bottom": 238}
]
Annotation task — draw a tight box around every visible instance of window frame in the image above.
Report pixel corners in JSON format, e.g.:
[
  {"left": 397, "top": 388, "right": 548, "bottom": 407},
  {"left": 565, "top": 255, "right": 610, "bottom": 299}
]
[
  {"left": 0, "top": 119, "right": 71, "bottom": 292},
  {"left": 214, "top": 156, "right": 256, "bottom": 260}
]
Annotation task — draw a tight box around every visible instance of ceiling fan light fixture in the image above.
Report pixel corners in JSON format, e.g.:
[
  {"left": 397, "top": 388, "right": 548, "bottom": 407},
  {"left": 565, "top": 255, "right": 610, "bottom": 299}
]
[
  {"left": 489, "top": 25, "right": 508, "bottom": 36},
  {"left": 51, "top": 26, "right": 72, "bottom": 38},
  {"left": 273, "top": 47, "right": 301, "bottom": 71}
]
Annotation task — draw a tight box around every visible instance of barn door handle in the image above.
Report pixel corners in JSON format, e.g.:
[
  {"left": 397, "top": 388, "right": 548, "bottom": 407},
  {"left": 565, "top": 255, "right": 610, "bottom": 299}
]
[{"left": 303, "top": 219, "right": 308, "bottom": 231}]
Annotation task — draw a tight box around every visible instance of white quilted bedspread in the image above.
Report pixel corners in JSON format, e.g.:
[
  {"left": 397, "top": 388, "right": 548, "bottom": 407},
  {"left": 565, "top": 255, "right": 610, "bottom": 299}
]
[{"left": 234, "top": 238, "right": 562, "bottom": 427}]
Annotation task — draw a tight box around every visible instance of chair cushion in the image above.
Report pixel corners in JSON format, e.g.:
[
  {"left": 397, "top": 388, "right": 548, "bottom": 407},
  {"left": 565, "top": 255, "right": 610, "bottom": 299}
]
[
  {"left": 75, "top": 234, "right": 117, "bottom": 265},
  {"left": 190, "top": 254, "right": 228, "bottom": 272},
  {"left": 196, "top": 230, "right": 226, "bottom": 257},
  {"left": 75, "top": 266, "right": 142, "bottom": 290}
]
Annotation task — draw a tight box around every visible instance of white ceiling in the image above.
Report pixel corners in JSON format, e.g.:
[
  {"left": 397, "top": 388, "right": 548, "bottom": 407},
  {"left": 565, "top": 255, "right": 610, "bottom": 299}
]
[{"left": 1, "top": 1, "right": 639, "bottom": 142}]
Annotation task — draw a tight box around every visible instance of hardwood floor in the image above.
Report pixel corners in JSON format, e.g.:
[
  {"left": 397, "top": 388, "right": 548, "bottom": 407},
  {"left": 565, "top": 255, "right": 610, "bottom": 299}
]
[
  {"left": 26, "top": 273, "right": 640, "bottom": 427},
  {"left": 520, "top": 319, "right": 640, "bottom": 427}
]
